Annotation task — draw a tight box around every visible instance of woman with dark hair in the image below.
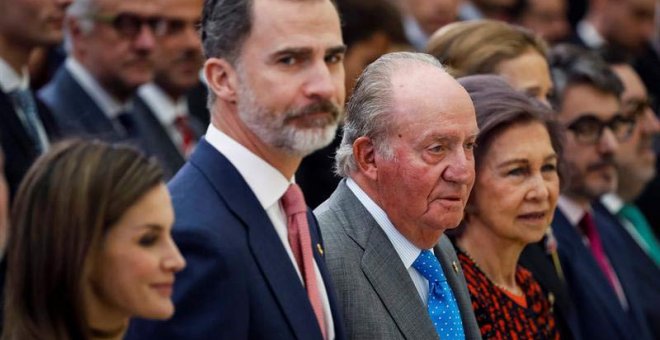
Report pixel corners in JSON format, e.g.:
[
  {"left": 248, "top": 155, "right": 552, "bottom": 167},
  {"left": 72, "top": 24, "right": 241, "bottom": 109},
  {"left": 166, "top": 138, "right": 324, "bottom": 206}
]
[
  {"left": 2, "top": 140, "right": 186, "bottom": 340},
  {"left": 454, "top": 75, "right": 564, "bottom": 339}
]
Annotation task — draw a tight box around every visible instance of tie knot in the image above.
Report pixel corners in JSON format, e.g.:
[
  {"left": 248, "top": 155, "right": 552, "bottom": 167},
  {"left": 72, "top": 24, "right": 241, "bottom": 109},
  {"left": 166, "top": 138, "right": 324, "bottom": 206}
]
[
  {"left": 9, "top": 89, "right": 35, "bottom": 108},
  {"left": 281, "top": 183, "right": 307, "bottom": 216},
  {"left": 619, "top": 204, "right": 642, "bottom": 220},
  {"left": 174, "top": 115, "right": 188, "bottom": 126},
  {"left": 412, "top": 250, "right": 447, "bottom": 284},
  {"left": 579, "top": 212, "right": 597, "bottom": 238}
]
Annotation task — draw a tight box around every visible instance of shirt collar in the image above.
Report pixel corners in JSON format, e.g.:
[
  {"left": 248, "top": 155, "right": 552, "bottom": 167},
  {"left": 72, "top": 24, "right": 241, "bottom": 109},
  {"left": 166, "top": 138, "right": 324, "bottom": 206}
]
[
  {"left": 577, "top": 20, "right": 606, "bottom": 49},
  {"left": 138, "top": 83, "right": 188, "bottom": 126},
  {"left": 402, "top": 15, "right": 429, "bottom": 51},
  {"left": 459, "top": 2, "right": 485, "bottom": 21},
  {"left": 205, "top": 124, "right": 291, "bottom": 209},
  {"left": 557, "top": 195, "right": 588, "bottom": 226},
  {"left": 600, "top": 193, "right": 625, "bottom": 215},
  {"left": 345, "top": 177, "right": 424, "bottom": 268},
  {"left": 0, "top": 57, "right": 29, "bottom": 93},
  {"left": 66, "top": 57, "right": 130, "bottom": 119}
]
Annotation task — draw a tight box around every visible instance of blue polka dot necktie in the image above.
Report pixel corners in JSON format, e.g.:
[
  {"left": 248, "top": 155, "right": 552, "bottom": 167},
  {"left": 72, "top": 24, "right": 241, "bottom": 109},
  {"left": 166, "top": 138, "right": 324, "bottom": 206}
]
[{"left": 412, "top": 250, "right": 465, "bottom": 340}]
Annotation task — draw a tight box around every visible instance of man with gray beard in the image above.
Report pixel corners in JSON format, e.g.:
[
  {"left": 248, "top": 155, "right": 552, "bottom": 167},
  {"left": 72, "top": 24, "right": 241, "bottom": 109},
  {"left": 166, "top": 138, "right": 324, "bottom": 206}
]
[{"left": 126, "top": 0, "right": 347, "bottom": 339}]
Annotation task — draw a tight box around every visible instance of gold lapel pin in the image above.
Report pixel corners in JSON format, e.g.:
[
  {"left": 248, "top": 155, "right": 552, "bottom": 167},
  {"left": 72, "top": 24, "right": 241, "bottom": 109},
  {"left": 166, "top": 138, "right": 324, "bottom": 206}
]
[
  {"left": 317, "top": 243, "right": 324, "bottom": 255},
  {"left": 452, "top": 261, "right": 459, "bottom": 274}
]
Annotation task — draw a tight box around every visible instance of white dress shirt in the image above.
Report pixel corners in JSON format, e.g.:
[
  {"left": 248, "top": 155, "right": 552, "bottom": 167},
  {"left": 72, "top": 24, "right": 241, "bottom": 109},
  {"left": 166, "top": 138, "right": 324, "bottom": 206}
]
[
  {"left": 0, "top": 57, "right": 50, "bottom": 151},
  {"left": 346, "top": 177, "right": 433, "bottom": 305},
  {"left": 576, "top": 20, "right": 606, "bottom": 49},
  {"left": 205, "top": 124, "right": 335, "bottom": 339},
  {"left": 402, "top": 15, "right": 429, "bottom": 51}
]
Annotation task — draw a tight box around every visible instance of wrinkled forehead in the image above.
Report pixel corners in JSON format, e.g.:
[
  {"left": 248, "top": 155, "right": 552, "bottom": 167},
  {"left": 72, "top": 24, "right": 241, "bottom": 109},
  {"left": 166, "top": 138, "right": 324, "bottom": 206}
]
[
  {"left": 95, "top": 0, "right": 161, "bottom": 15},
  {"left": 159, "top": 0, "right": 203, "bottom": 17},
  {"left": 560, "top": 84, "right": 621, "bottom": 122},
  {"left": 391, "top": 63, "right": 474, "bottom": 114}
]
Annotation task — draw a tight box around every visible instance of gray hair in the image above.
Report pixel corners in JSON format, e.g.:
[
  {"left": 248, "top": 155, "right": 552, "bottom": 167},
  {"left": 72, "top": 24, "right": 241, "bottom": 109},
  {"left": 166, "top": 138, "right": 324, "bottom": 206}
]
[
  {"left": 201, "top": 0, "right": 253, "bottom": 62},
  {"left": 66, "top": 0, "right": 98, "bottom": 33},
  {"left": 335, "top": 51, "right": 445, "bottom": 177},
  {"left": 548, "top": 44, "right": 623, "bottom": 110},
  {"left": 63, "top": 0, "right": 99, "bottom": 52}
]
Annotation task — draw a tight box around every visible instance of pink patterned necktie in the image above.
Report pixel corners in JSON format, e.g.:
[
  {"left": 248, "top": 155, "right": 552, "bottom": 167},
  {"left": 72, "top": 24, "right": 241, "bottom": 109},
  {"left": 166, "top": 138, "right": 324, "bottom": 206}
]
[
  {"left": 579, "top": 213, "right": 618, "bottom": 291},
  {"left": 281, "top": 183, "right": 326, "bottom": 339}
]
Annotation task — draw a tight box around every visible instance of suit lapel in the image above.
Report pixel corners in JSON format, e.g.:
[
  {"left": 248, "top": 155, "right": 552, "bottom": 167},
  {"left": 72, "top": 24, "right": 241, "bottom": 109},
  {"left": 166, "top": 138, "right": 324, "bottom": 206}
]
[
  {"left": 132, "top": 96, "right": 185, "bottom": 174},
  {"left": 330, "top": 182, "right": 438, "bottom": 339},
  {"left": 56, "top": 69, "right": 121, "bottom": 139},
  {"left": 0, "top": 91, "right": 35, "bottom": 157},
  {"left": 189, "top": 139, "right": 323, "bottom": 339},
  {"left": 308, "top": 211, "right": 347, "bottom": 338},
  {"left": 433, "top": 236, "right": 480, "bottom": 340},
  {"left": 361, "top": 232, "right": 438, "bottom": 339},
  {"left": 553, "top": 210, "right": 629, "bottom": 336}
]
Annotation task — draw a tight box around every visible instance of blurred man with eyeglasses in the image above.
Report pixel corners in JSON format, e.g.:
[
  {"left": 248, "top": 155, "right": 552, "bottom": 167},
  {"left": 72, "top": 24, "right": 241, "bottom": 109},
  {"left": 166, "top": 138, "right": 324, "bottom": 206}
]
[
  {"left": 38, "top": 0, "right": 165, "bottom": 144},
  {"left": 547, "top": 44, "right": 654, "bottom": 340},
  {"left": 0, "top": 0, "right": 71, "bottom": 200},
  {"left": 596, "top": 50, "right": 660, "bottom": 339},
  {"left": 135, "top": 0, "right": 205, "bottom": 175}
]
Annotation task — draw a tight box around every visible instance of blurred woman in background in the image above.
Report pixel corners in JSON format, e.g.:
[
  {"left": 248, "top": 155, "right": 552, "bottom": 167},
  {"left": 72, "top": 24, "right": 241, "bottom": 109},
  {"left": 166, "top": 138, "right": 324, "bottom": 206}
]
[
  {"left": 454, "top": 75, "right": 563, "bottom": 339},
  {"left": 427, "top": 19, "right": 553, "bottom": 106},
  {"left": 2, "top": 140, "right": 185, "bottom": 340}
]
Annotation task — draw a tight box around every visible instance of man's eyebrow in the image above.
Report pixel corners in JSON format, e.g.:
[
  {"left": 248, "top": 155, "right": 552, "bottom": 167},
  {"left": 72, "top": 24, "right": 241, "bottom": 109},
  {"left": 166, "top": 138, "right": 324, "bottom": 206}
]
[
  {"left": 326, "top": 45, "right": 347, "bottom": 55},
  {"left": 272, "top": 47, "right": 313, "bottom": 58},
  {"left": 273, "top": 45, "right": 346, "bottom": 57}
]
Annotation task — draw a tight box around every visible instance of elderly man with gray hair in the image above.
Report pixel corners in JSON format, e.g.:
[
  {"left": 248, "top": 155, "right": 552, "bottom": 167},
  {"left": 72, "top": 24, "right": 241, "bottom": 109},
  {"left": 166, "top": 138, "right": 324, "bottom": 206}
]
[
  {"left": 315, "top": 51, "right": 481, "bottom": 340},
  {"left": 39, "top": 0, "right": 164, "bottom": 141}
]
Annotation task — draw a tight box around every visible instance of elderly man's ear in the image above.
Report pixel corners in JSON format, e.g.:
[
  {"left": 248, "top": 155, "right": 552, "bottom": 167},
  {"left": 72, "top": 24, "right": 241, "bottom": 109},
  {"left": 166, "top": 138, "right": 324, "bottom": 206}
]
[
  {"left": 353, "top": 136, "right": 379, "bottom": 181},
  {"left": 205, "top": 57, "right": 239, "bottom": 103}
]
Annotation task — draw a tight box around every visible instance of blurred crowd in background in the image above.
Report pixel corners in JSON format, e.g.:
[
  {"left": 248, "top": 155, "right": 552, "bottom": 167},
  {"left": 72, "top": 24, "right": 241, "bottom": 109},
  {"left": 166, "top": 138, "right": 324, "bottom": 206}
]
[{"left": 0, "top": 0, "right": 659, "bottom": 339}]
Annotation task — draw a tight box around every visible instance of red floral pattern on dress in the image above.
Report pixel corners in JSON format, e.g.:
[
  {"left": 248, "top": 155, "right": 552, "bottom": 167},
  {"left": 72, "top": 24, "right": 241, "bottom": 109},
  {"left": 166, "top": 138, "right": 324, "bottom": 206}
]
[{"left": 457, "top": 250, "right": 560, "bottom": 340}]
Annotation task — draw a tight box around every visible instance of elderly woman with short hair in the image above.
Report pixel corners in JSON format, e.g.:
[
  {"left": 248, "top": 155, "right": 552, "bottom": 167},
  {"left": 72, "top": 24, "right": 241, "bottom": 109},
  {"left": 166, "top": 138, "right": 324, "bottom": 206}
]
[{"left": 453, "top": 75, "right": 564, "bottom": 339}]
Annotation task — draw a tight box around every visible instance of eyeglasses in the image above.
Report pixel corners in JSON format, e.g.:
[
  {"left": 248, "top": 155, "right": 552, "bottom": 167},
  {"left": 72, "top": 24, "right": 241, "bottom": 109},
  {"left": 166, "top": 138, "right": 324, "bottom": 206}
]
[
  {"left": 91, "top": 12, "right": 168, "bottom": 38},
  {"left": 623, "top": 98, "right": 654, "bottom": 119},
  {"left": 160, "top": 18, "right": 201, "bottom": 36},
  {"left": 566, "top": 114, "right": 636, "bottom": 144}
]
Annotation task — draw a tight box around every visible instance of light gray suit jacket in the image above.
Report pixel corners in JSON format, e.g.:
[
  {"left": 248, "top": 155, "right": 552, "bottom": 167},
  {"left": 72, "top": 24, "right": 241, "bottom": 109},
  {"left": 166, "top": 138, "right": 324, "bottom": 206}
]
[{"left": 314, "top": 180, "right": 481, "bottom": 340}]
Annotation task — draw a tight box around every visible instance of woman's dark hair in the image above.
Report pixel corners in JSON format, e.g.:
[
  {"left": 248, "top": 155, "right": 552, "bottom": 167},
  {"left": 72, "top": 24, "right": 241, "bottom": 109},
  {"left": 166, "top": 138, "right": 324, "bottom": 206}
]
[
  {"left": 458, "top": 75, "right": 566, "bottom": 216},
  {"left": 3, "top": 140, "right": 163, "bottom": 340}
]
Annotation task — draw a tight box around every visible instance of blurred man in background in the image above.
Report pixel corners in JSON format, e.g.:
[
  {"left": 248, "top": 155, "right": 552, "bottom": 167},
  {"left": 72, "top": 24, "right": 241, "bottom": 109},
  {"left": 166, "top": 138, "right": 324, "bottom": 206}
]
[
  {"left": 136, "top": 0, "right": 205, "bottom": 173},
  {"left": 0, "top": 0, "right": 71, "bottom": 199}
]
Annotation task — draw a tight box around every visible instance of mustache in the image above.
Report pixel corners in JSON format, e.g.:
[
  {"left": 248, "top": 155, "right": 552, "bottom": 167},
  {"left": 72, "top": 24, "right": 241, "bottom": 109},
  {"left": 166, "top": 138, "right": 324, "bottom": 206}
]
[
  {"left": 285, "top": 100, "right": 342, "bottom": 121},
  {"left": 587, "top": 155, "right": 616, "bottom": 171}
]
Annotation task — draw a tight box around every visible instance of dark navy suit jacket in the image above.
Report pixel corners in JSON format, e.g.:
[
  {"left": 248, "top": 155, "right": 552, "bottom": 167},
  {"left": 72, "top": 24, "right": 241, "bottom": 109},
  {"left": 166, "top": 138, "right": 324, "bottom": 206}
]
[
  {"left": 593, "top": 202, "right": 660, "bottom": 339},
  {"left": 39, "top": 66, "right": 127, "bottom": 142},
  {"left": 0, "top": 89, "right": 59, "bottom": 199},
  {"left": 126, "top": 139, "right": 346, "bottom": 340},
  {"left": 131, "top": 96, "right": 204, "bottom": 177},
  {"left": 553, "top": 208, "right": 653, "bottom": 340},
  {"left": 39, "top": 66, "right": 194, "bottom": 178}
]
